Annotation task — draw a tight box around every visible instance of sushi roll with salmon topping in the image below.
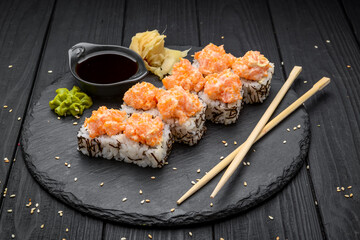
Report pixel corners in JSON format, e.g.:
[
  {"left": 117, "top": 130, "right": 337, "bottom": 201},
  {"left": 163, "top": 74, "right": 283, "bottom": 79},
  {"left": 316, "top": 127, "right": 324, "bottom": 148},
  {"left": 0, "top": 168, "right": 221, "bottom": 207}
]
[
  {"left": 232, "top": 51, "right": 274, "bottom": 104},
  {"left": 121, "top": 82, "right": 161, "bottom": 116},
  {"left": 162, "top": 58, "right": 206, "bottom": 93},
  {"left": 198, "top": 69, "right": 243, "bottom": 125},
  {"left": 77, "top": 106, "right": 172, "bottom": 168},
  {"left": 193, "top": 43, "right": 235, "bottom": 76},
  {"left": 157, "top": 86, "right": 206, "bottom": 146}
]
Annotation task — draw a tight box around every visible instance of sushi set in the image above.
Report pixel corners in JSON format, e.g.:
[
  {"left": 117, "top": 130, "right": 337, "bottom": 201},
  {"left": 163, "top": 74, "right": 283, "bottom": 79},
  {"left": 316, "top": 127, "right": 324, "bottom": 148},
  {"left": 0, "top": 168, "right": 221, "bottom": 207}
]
[{"left": 21, "top": 43, "right": 309, "bottom": 226}]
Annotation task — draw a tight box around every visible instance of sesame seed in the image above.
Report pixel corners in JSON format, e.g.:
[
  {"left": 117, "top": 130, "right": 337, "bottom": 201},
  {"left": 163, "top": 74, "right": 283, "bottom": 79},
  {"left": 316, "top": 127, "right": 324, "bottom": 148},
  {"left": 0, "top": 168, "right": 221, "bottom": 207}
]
[
  {"left": 293, "top": 127, "right": 297, "bottom": 130},
  {"left": 297, "top": 125, "right": 301, "bottom": 128},
  {"left": 121, "top": 238, "right": 127, "bottom": 240},
  {"left": 222, "top": 140, "right": 226, "bottom": 144},
  {"left": 4, "top": 158, "right": 9, "bottom": 163},
  {"left": 100, "top": 182, "right": 104, "bottom": 187},
  {"left": 57, "top": 117, "right": 61, "bottom": 120},
  {"left": 341, "top": 187, "right": 345, "bottom": 191},
  {"left": 151, "top": 176, "right": 156, "bottom": 180},
  {"left": 244, "top": 181, "right": 247, "bottom": 186},
  {"left": 220, "top": 156, "right": 224, "bottom": 160},
  {"left": 247, "top": 162, "right": 250, "bottom": 166},
  {"left": 7, "top": 209, "right": 13, "bottom": 213},
  {"left": 191, "top": 55, "right": 194, "bottom": 57},
  {"left": 3, "top": 105, "right": 8, "bottom": 108},
  {"left": 191, "top": 181, "right": 196, "bottom": 185},
  {"left": 37, "top": 209, "right": 40, "bottom": 213},
  {"left": 286, "top": 128, "right": 290, "bottom": 132},
  {"left": 66, "top": 228, "right": 69, "bottom": 232},
  {"left": 30, "top": 208, "right": 36, "bottom": 214},
  {"left": 314, "top": 45, "right": 318, "bottom": 48},
  {"left": 347, "top": 65, "right": 351, "bottom": 68},
  {"left": 243, "top": 162, "right": 247, "bottom": 166},
  {"left": 17, "top": 117, "right": 21, "bottom": 121},
  {"left": 139, "top": 189, "right": 143, "bottom": 194},
  {"left": 345, "top": 194, "right": 350, "bottom": 198},
  {"left": 315, "top": 201, "right": 318, "bottom": 205},
  {"left": 283, "top": 140, "right": 287, "bottom": 144},
  {"left": 317, "top": 124, "right": 320, "bottom": 127},
  {"left": 148, "top": 234, "right": 153, "bottom": 239},
  {"left": 220, "top": 238, "right": 225, "bottom": 240},
  {"left": 221, "top": 36, "right": 224, "bottom": 39},
  {"left": 48, "top": 70, "right": 53, "bottom": 73},
  {"left": 122, "top": 197, "right": 127, "bottom": 202},
  {"left": 11, "top": 234, "right": 15, "bottom": 239},
  {"left": 189, "top": 232, "right": 193, "bottom": 236},
  {"left": 9, "top": 109, "right": 13, "bottom": 112},
  {"left": 224, "top": 143, "right": 228, "bottom": 147},
  {"left": 10, "top": 194, "right": 15, "bottom": 198},
  {"left": 40, "top": 224, "right": 44, "bottom": 229},
  {"left": 326, "top": 40, "right": 330, "bottom": 43},
  {"left": 165, "top": 162, "right": 169, "bottom": 165},
  {"left": 64, "top": 162, "right": 68, "bottom": 166},
  {"left": 337, "top": 187, "right": 340, "bottom": 192},
  {"left": 276, "top": 237, "right": 280, "bottom": 240},
  {"left": 8, "top": 65, "right": 13, "bottom": 68},
  {"left": 74, "top": 177, "right": 78, "bottom": 182},
  {"left": 210, "top": 202, "right": 213, "bottom": 207},
  {"left": 348, "top": 186, "right": 352, "bottom": 189},
  {"left": 35, "top": 203, "right": 39, "bottom": 207},
  {"left": 73, "top": 122, "right": 78, "bottom": 125},
  {"left": 55, "top": 156, "right": 60, "bottom": 160},
  {"left": 269, "top": 215, "right": 274, "bottom": 220},
  {"left": 170, "top": 208, "right": 175, "bottom": 212},
  {"left": 196, "top": 179, "right": 200, "bottom": 181},
  {"left": 281, "top": 61, "right": 284, "bottom": 65},
  {"left": 145, "top": 199, "right": 150, "bottom": 203},
  {"left": 304, "top": 81, "right": 308, "bottom": 83},
  {"left": 234, "top": 141, "right": 237, "bottom": 145},
  {"left": 75, "top": 115, "right": 80, "bottom": 119},
  {"left": 350, "top": 193, "right": 353, "bottom": 198},
  {"left": 67, "top": 164, "right": 71, "bottom": 168},
  {"left": 307, "top": 165, "right": 310, "bottom": 170},
  {"left": 141, "top": 200, "right": 145, "bottom": 204},
  {"left": 197, "top": 169, "right": 201, "bottom": 173},
  {"left": 253, "top": 149, "right": 256, "bottom": 152}
]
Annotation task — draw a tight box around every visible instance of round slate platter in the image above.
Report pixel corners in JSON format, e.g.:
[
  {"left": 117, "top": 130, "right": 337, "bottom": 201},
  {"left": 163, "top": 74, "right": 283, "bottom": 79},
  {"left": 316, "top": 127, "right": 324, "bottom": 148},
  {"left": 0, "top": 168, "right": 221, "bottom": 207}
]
[{"left": 22, "top": 51, "right": 310, "bottom": 227}]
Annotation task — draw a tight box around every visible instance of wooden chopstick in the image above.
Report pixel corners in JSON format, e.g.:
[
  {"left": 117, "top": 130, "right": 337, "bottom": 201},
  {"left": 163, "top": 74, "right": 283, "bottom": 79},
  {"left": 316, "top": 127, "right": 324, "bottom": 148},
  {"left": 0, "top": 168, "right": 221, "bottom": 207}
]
[
  {"left": 210, "top": 66, "right": 302, "bottom": 198},
  {"left": 177, "top": 76, "right": 330, "bottom": 205}
]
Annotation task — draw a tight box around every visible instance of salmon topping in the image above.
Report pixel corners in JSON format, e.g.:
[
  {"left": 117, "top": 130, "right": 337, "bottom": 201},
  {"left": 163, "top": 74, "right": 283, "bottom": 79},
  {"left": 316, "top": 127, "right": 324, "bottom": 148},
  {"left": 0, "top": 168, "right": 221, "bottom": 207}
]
[
  {"left": 204, "top": 69, "right": 242, "bottom": 103},
  {"left": 232, "top": 51, "right": 271, "bottom": 81},
  {"left": 84, "top": 106, "right": 127, "bottom": 138},
  {"left": 124, "top": 113, "right": 164, "bottom": 147},
  {"left": 194, "top": 43, "right": 235, "bottom": 76},
  {"left": 157, "top": 86, "right": 202, "bottom": 125},
  {"left": 123, "top": 82, "right": 160, "bottom": 110},
  {"left": 162, "top": 58, "right": 205, "bottom": 92}
]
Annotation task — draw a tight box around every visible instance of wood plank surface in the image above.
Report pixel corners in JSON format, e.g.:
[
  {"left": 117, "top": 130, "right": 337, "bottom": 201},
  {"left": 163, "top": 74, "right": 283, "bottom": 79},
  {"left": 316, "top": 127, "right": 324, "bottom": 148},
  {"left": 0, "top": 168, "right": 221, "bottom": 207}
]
[
  {"left": 270, "top": 0, "right": 360, "bottom": 239},
  {"left": 0, "top": 0, "right": 54, "bottom": 203},
  {"left": 197, "top": 0, "right": 323, "bottom": 239},
  {"left": 341, "top": 0, "right": 360, "bottom": 44},
  {"left": 0, "top": 0, "right": 128, "bottom": 238}
]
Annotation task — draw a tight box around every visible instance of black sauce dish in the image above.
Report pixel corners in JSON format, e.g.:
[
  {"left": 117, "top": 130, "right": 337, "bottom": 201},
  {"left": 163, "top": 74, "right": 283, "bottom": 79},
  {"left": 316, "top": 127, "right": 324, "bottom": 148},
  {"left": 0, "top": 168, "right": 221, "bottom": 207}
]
[{"left": 68, "top": 42, "right": 148, "bottom": 97}]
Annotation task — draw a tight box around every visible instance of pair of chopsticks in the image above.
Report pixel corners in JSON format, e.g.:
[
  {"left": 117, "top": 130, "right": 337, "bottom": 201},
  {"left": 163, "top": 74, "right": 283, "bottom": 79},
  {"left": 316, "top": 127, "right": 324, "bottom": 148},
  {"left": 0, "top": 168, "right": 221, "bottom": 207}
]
[{"left": 177, "top": 66, "right": 330, "bottom": 204}]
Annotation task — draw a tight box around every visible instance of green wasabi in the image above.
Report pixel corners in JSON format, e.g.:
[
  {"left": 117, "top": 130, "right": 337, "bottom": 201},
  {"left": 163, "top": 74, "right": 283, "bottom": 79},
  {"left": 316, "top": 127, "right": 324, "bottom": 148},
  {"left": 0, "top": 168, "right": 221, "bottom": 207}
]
[{"left": 49, "top": 86, "right": 93, "bottom": 117}]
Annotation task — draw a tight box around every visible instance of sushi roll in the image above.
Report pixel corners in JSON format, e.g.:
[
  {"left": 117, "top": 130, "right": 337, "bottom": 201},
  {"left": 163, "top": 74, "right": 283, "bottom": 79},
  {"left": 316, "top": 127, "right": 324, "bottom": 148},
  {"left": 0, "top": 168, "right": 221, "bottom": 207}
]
[
  {"left": 77, "top": 107, "right": 172, "bottom": 168},
  {"left": 121, "top": 82, "right": 161, "bottom": 116},
  {"left": 198, "top": 69, "right": 243, "bottom": 125},
  {"left": 193, "top": 43, "right": 235, "bottom": 76},
  {"left": 162, "top": 58, "right": 205, "bottom": 93},
  {"left": 232, "top": 51, "right": 274, "bottom": 104},
  {"left": 157, "top": 86, "right": 206, "bottom": 146}
]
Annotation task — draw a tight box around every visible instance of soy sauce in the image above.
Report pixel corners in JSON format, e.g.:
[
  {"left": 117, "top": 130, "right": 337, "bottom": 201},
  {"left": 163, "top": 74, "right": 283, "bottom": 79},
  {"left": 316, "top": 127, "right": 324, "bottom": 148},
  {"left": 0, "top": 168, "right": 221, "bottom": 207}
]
[{"left": 76, "top": 54, "right": 138, "bottom": 84}]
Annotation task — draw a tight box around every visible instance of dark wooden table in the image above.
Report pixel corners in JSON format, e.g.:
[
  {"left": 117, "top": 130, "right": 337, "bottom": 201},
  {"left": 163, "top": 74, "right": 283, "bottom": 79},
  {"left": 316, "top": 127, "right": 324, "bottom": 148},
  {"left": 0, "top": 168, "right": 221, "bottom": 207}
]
[{"left": 1, "top": 0, "right": 359, "bottom": 239}]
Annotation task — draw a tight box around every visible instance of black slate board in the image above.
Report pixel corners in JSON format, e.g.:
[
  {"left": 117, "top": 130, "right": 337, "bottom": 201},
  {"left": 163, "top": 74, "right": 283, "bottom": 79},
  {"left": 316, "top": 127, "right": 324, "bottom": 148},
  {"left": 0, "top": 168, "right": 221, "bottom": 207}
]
[{"left": 21, "top": 57, "right": 310, "bottom": 227}]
